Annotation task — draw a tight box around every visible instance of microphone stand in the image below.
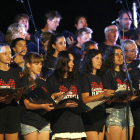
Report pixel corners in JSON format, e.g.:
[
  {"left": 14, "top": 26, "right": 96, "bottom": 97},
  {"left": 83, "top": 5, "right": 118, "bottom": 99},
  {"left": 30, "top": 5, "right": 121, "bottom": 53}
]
[
  {"left": 17, "top": 0, "right": 41, "bottom": 54},
  {"left": 112, "top": 19, "right": 134, "bottom": 140}
]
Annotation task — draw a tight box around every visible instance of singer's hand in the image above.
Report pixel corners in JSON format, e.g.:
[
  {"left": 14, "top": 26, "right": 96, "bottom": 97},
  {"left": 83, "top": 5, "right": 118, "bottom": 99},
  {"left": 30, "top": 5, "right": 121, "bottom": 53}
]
[
  {"left": 62, "top": 100, "right": 78, "bottom": 108},
  {"left": 42, "top": 103, "right": 54, "bottom": 111},
  {"left": 3, "top": 97, "right": 13, "bottom": 104},
  {"left": 66, "top": 36, "right": 76, "bottom": 47},
  {"left": 51, "top": 92, "right": 64, "bottom": 100}
]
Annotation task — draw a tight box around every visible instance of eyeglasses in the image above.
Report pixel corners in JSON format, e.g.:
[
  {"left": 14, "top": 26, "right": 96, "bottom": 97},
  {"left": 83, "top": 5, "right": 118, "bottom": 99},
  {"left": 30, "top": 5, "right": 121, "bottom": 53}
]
[
  {"left": 125, "top": 50, "right": 138, "bottom": 54},
  {"left": 121, "top": 18, "right": 131, "bottom": 21},
  {"left": 108, "top": 29, "right": 118, "bottom": 33},
  {"left": 51, "top": 19, "right": 60, "bottom": 24}
]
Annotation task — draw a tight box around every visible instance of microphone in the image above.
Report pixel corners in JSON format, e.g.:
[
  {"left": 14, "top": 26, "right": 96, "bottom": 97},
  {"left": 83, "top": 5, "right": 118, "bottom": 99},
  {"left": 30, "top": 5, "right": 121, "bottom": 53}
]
[
  {"left": 11, "top": 50, "right": 26, "bottom": 59},
  {"left": 111, "top": 18, "right": 120, "bottom": 24}
]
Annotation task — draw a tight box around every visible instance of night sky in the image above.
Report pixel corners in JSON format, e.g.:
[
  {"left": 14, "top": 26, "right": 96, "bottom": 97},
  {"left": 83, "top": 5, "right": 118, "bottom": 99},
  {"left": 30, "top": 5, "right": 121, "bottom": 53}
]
[{"left": 0, "top": 0, "right": 137, "bottom": 43}]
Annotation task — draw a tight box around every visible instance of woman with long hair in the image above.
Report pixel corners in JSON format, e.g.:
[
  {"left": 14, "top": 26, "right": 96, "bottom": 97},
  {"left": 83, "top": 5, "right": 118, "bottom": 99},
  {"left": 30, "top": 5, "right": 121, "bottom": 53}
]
[
  {"left": 79, "top": 49, "right": 114, "bottom": 140},
  {"left": 44, "top": 34, "right": 66, "bottom": 69},
  {"left": 20, "top": 52, "right": 61, "bottom": 140},
  {"left": 101, "top": 46, "right": 134, "bottom": 140},
  {"left": 46, "top": 51, "right": 86, "bottom": 140}
]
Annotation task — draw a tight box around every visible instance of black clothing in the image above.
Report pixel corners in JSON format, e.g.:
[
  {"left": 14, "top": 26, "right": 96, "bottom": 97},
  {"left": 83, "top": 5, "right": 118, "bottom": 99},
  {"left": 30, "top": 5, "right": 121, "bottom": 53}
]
[
  {"left": 44, "top": 56, "right": 57, "bottom": 70},
  {"left": 68, "top": 45, "right": 83, "bottom": 62},
  {"left": 116, "top": 28, "right": 137, "bottom": 45},
  {"left": 79, "top": 73, "right": 105, "bottom": 132},
  {"left": 46, "top": 74, "right": 84, "bottom": 135},
  {"left": 98, "top": 42, "right": 111, "bottom": 58},
  {"left": 102, "top": 70, "right": 127, "bottom": 108},
  {"left": 20, "top": 76, "right": 50, "bottom": 130},
  {"left": 10, "top": 62, "right": 22, "bottom": 76},
  {"left": 0, "top": 68, "right": 20, "bottom": 133},
  {"left": 127, "top": 59, "right": 140, "bottom": 70}
]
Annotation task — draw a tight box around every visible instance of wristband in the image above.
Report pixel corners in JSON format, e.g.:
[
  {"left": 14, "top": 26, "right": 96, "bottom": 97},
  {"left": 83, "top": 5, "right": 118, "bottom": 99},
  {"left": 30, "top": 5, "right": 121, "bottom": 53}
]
[
  {"left": 101, "top": 92, "right": 104, "bottom": 98},
  {"left": 41, "top": 104, "right": 44, "bottom": 109}
]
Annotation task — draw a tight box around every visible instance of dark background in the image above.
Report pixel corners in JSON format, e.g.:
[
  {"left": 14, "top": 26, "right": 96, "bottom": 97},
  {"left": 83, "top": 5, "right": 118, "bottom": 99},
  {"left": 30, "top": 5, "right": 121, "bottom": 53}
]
[{"left": 0, "top": 0, "right": 138, "bottom": 43}]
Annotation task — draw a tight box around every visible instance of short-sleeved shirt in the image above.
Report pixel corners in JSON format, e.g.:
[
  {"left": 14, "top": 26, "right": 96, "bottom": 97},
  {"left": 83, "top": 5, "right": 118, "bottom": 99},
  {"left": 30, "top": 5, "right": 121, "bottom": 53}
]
[
  {"left": 79, "top": 73, "right": 105, "bottom": 112},
  {"left": 101, "top": 70, "right": 127, "bottom": 108},
  {"left": 46, "top": 74, "right": 84, "bottom": 135},
  {"left": 20, "top": 76, "right": 50, "bottom": 130}
]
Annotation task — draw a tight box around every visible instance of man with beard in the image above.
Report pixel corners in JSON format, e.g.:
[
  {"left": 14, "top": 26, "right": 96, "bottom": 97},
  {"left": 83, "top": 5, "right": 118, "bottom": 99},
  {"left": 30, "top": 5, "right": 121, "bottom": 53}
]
[
  {"left": 98, "top": 25, "right": 119, "bottom": 58},
  {"left": 117, "top": 10, "right": 137, "bottom": 44}
]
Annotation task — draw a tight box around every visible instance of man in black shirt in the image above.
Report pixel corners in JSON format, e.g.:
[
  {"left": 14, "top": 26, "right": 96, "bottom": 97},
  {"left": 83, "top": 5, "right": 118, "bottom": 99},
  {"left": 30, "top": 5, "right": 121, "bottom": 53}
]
[
  {"left": 68, "top": 27, "right": 93, "bottom": 62},
  {"left": 98, "top": 25, "right": 119, "bottom": 58},
  {"left": 117, "top": 9, "right": 137, "bottom": 44},
  {"left": 122, "top": 39, "right": 140, "bottom": 70}
]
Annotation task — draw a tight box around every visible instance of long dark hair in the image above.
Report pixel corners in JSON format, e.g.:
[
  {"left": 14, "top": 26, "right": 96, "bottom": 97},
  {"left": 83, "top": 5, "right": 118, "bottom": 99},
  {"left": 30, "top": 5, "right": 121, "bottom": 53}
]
[
  {"left": 46, "top": 34, "right": 64, "bottom": 57},
  {"left": 54, "top": 51, "right": 77, "bottom": 83},
  {"left": 80, "top": 49, "right": 102, "bottom": 75},
  {"left": 101, "top": 45, "right": 124, "bottom": 75},
  {"left": 22, "top": 52, "right": 44, "bottom": 84}
]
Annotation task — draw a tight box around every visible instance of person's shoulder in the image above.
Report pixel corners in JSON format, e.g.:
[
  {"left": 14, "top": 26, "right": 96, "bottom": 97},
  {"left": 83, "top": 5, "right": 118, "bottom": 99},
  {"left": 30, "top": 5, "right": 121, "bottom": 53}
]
[
  {"left": 45, "top": 56, "right": 56, "bottom": 62},
  {"left": 9, "top": 67, "right": 19, "bottom": 75},
  {"left": 20, "top": 75, "right": 28, "bottom": 81},
  {"left": 46, "top": 74, "right": 56, "bottom": 82},
  {"left": 79, "top": 72, "right": 88, "bottom": 78},
  {"left": 67, "top": 45, "right": 77, "bottom": 51}
]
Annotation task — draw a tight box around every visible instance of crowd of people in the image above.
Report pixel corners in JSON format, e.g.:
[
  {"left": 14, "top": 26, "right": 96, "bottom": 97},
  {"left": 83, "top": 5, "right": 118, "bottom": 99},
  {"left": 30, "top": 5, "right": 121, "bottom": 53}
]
[{"left": 0, "top": 8, "right": 140, "bottom": 140}]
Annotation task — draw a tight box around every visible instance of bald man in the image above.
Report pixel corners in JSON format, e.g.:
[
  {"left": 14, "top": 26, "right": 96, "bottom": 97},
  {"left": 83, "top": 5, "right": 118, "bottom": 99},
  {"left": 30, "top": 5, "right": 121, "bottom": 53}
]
[{"left": 98, "top": 25, "right": 119, "bottom": 58}]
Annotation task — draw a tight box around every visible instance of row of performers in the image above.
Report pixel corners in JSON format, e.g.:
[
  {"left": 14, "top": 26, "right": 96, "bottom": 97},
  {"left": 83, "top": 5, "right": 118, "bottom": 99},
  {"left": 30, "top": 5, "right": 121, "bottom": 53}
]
[{"left": 0, "top": 43, "right": 140, "bottom": 140}]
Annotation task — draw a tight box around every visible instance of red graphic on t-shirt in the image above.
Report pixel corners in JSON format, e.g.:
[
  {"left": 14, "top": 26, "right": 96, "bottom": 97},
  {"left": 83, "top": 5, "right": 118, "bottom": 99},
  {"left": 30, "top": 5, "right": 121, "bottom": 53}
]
[
  {"left": 59, "top": 85, "right": 68, "bottom": 93},
  {"left": 121, "top": 36, "right": 132, "bottom": 40},
  {"left": 91, "top": 82, "right": 103, "bottom": 96},
  {"left": 42, "top": 87, "right": 47, "bottom": 92},
  {"left": 116, "top": 78, "right": 129, "bottom": 89},
  {"left": 19, "top": 72, "right": 22, "bottom": 76},
  {"left": 139, "top": 79, "right": 140, "bottom": 89},
  {"left": 59, "top": 85, "right": 78, "bottom": 99},
  {"left": 31, "top": 87, "right": 36, "bottom": 91},
  {"left": 0, "top": 79, "right": 15, "bottom": 88}
]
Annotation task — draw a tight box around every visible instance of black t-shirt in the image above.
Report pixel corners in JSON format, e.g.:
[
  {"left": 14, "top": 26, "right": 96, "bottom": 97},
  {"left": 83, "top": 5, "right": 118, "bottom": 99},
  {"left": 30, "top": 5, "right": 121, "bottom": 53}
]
[
  {"left": 0, "top": 68, "right": 20, "bottom": 108},
  {"left": 46, "top": 74, "right": 84, "bottom": 134},
  {"left": 68, "top": 45, "right": 83, "bottom": 62},
  {"left": 116, "top": 28, "right": 137, "bottom": 45},
  {"left": 127, "top": 59, "right": 140, "bottom": 70},
  {"left": 101, "top": 70, "right": 127, "bottom": 108},
  {"left": 79, "top": 73, "right": 105, "bottom": 112},
  {"left": 20, "top": 76, "right": 50, "bottom": 130},
  {"left": 10, "top": 62, "right": 22, "bottom": 76},
  {"left": 43, "top": 56, "right": 57, "bottom": 78},
  {"left": 98, "top": 42, "right": 111, "bottom": 58},
  {"left": 44, "top": 56, "right": 56, "bottom": 70},
  {"left": 130, "top": 69, "right": 140, "bottom": 117}
]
